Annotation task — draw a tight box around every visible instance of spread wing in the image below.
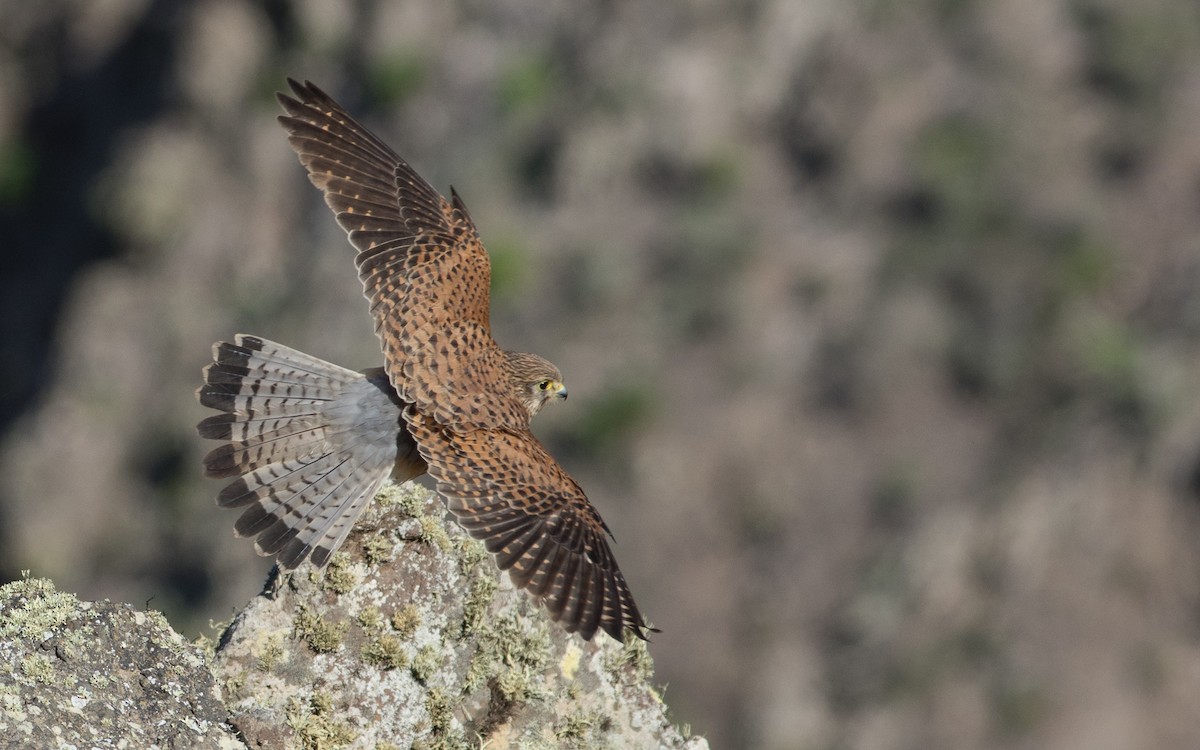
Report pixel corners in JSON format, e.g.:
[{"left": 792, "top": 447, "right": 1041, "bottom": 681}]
[
  {"left": 276, "top": 80, "right": 652, "bottom": 641},
  {"left": 406, "top": 409, "right": 653, "bottom": 642},
  {"left": 276, "top": 78, "right": 527, "bottom": 432}
]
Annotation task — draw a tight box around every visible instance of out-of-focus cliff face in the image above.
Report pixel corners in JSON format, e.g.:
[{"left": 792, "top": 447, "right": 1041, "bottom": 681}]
[{"left": 4, "top": 0, "right": 1200, "bottom": 747}]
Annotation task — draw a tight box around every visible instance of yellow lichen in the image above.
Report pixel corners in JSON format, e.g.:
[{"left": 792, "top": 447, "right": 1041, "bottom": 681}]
[
  {"left": 560, "top": 643, "right": 582, "bottom": 681},
  {"left": 286, "top": 692, "right": 357, "bottom": 750},
  {"left": 323, "top": 553, "right": 359, "bottom": 594},
  {"left": 425, "top": 686, "right": 453, "bottom": 732},
  {"left": 294, "top": 604, "right": 347, "bottom": 654},
  {"left": 418, "top": 515, "right": 453, "bottom": 552},
  {"left": 361, "top": 634, "right": 408, "bottom": 670},
  {"left": 223, "top": 671, "right": 247, "bottom": 701},
  {"left": 464, "top": 611, "right": 551, "bottom": 695},
  {"left": 454, "top": 536, "right": 488, "bottom": 575},
  {"left": 603, "top": 635, "right": 655, "bottom": 685},
  {"left": 357, "top": 606, "right": 384, "bottom": 631},
  {"left": 459, "top": 574, "right": 498, "bottom": 638},
  {"left": 554, "top": 708, "right": 612, "bottom": 749},
  {"left": 376, "top": 483, "right": 427, "bottom": 517},
  {"left": 410, "top": 645, "right": 440, "bottom": 684},
  {"left": 390, "top": 605, "right": 421, "bottom": 638},
  {"left": 0, "top": 575, "right": 80, "bottom": 639},
  {"left": 256, "top": 633, "right": 285, "bottom": 672},
  {"left": 362, "top": 534, "right": 394, "bottom": 565},
  {"left": 20, "top": 654, "right": 54, "bottom": 684}
]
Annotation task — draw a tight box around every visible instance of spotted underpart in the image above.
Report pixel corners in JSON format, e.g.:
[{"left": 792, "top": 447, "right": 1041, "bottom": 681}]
[{"left": 195, "top": 79, "right": 652, "bottom": 642}]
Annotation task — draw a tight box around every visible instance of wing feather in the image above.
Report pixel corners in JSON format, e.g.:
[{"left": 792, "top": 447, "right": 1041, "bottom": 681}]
[
  {"left": 405, "top": 408, "right": 652, "bottom": 642},
  {"left": 273, "top": 80, "right": 652, "bottom": 641},
  {"left": 278, "top": 78, "right": 526, "bottom": 432}
]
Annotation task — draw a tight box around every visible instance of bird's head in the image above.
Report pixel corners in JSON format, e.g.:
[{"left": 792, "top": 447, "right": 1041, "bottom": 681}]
[{"left": 504, "top": 351, "right": 567, "bottom": 419}]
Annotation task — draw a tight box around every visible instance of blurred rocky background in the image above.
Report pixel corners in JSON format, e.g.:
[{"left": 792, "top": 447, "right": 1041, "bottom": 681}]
[{"left": 4, "top": 0, "right": 1200, "bottom": 748}]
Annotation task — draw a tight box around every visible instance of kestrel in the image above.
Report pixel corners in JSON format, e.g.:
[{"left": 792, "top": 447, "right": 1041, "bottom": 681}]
[{"left": 196, "top": 79, "right": 651, "bottom": 642}]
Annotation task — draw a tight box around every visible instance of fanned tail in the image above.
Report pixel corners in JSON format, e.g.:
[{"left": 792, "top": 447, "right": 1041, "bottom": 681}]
[{"left": 197, "top": 334, "right": 403, "bottom": 569}]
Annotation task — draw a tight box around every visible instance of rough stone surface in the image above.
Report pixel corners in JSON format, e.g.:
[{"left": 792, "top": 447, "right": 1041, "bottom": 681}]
[
  {"left": 0, "top": 483, "right": 705, "bottom": 750},
  {"left": 212, "top": 483, "right": 706, "bottom": 750},
  {"left": 0, "top": 576, "right": 245, "bottom": 750}
]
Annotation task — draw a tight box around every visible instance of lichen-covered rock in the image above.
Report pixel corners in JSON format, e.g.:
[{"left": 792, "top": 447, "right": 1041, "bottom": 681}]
[
  {"left": 211, "top": 482, "right": 708, "bottom": 750},
  {"left": 0, "top": 576, "right": 245, "bottom": 749},
  {"left": 0, "top": 482, "right": 704, "bottom": 749}
]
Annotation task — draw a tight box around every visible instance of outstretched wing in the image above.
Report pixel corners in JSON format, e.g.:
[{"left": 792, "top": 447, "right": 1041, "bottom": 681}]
[
  {"left": 276, "top": 80, "right": 652, "bottom": 641},
  {"left": 406, "top": 408, "right": 653, "bottom": 642},
  {"left": 276, "top": 78, "right": 527, "bottom": 432}
]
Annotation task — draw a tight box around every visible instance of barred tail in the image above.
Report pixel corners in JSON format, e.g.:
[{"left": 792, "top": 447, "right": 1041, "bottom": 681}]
[{"left": 197, "top": 334, "right": 400, "bottom": 569}]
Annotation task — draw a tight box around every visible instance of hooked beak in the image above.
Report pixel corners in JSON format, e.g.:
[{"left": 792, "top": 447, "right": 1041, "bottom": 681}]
[{"left": 553, "top": 382, "right": 568, "bottom": 400}]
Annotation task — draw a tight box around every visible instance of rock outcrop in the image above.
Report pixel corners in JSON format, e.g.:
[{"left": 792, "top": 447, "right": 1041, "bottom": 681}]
[{"left": 0, "top": 483, "right": 706, "bottom": 750}]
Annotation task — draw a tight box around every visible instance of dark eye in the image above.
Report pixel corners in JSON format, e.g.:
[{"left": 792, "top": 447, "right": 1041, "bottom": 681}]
[{"left": 538, "top": 380, "right": 551, "bottom": 391}]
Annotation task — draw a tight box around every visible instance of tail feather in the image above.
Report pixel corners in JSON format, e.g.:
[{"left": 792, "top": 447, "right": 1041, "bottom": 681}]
[
  {"left": 253, "top": 453, "right": 358, "bottom": 556},
  {"left": 245, "top": 452, "right": 354, "bottom": 545},
  {"left": 213, "top": 336, "right": 359, "bottom": 383},
  {"left": 270, "top": 432, "right": 398, "bottom": 568},
  {"left": 197, "top": 335, "right": 404, "bottom": 569},
  {"left": 219, "top": 453, "right": 333, "bottom": 510},
  {"left": 201, "top": 424, "right": 328, "bottom": 478},
  {"left": 196, "top": 386, "right": 335, "bottom": 418},
  {"left": 281, "top": 465, "right": 390, "bottom": 569},
  {"left": 197, "top": 411, "right": 323, "bottom": 446}
]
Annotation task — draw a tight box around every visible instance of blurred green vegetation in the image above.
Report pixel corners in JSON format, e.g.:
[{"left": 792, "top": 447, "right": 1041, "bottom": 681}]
[
  {"left": 990, "top": 679, "right": 1048, "bottom": 739},
  {"left": 639, "top": 147, "right": 742, "bottom": 208},
  {"left": 869, "top": 463, "right": 918, "bottom": 531},
  {"left": 0, "top": 137, "right": 35, "bottom": 207},
  {"left": 879, "top": 103, "right": 1159, "bottom": 443},
  {"left": 367, "top": 51, "right": 428, "bottom": 107},
  {"left": 498, "top": 53, "right": 559, "bottom": 117},
  {"left": 1048, "top": 225, "right": 1115, "bottom": 300},
  {"left": 1074, "top": 0, "right": 1200, "bottom": 106},
  {"left": 881, "top": 624, "right": 999, "bottom": 702},
  {"left": 651, "top": 205, "right": 751, "bottom": 344},
  {"left": 483, "top": 235, "right": 530, "bottom": 302},
  {"left": 574, "top": 384, "right": 655, "bottom": 455}
]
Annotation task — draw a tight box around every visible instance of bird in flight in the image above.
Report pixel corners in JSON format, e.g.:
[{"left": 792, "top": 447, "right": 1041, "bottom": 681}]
[{"left": 196, "top": 79, "right": 650, "bottom": 642}]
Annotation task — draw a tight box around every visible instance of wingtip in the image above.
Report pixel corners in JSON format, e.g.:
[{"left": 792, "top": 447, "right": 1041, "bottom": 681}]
[
  {"left": 285, "top": 77, "right": 315, "bottom": 99},
  {"left": 277, "top": 78, "right": 330, "bottom": 112},
  {"left": 604, "top": 615, "right": 659, "bottom": 644},
  {"left": 448, "top": 185, "right": 475, "bottom": 225},
  {"left": 277, "top": 77, "right": 303, "bottom": 107}
]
